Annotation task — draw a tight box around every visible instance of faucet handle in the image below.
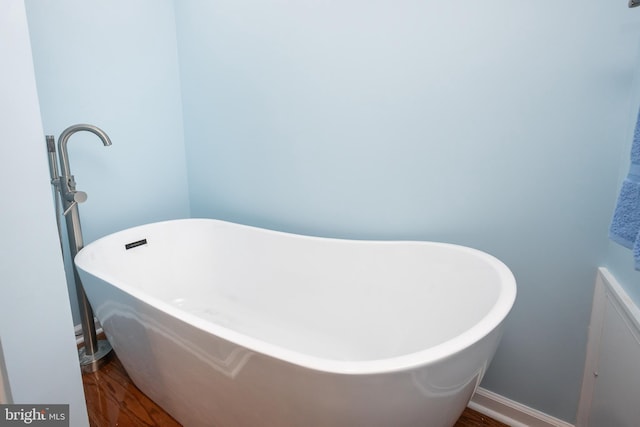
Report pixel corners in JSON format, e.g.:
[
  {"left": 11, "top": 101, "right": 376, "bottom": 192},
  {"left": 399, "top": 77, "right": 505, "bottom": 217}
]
[
  {"left": 62, "top": 191, "right": 87, "bottom": 216},
  {"left": 73, "top": 191, "right": 88, "bottom": 204},
  {"left": 64, "top": 189, "right": 87, "bottom": 203}
]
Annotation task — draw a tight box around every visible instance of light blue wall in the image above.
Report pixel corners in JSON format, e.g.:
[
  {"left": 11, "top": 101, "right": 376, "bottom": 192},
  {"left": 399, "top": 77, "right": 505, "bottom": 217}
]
[
  {"left": 0, "top": 1, "right": 87, "bottom": 424},
  {"left": 24, "top": 0, "right": 191, "bottom": 323},
  {"left": 174, "top": 1, "right": 639, "bottom": 423}
]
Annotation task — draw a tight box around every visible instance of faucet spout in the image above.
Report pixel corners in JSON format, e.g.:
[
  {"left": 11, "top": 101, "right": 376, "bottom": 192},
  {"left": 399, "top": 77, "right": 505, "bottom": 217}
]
[{"left": 58, "top": 124, "right": 112, "bottom": 178}]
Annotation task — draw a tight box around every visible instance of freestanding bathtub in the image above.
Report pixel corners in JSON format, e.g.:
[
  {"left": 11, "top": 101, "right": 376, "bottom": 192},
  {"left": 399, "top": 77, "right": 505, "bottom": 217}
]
[{"left": 75, "top": 218, "right": 516, "bottom": 427}]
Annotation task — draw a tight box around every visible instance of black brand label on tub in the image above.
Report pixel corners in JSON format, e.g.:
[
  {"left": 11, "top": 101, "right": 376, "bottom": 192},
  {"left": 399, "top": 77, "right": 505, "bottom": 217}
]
[{"left": 125, "top": 239, "right": 147, "bottom": 250}]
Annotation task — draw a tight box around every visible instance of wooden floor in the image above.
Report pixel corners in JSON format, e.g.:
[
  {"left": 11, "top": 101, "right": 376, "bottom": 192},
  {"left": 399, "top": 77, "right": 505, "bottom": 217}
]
[{"left": 82, "top": 353, "right": 508, "bottom": 427}]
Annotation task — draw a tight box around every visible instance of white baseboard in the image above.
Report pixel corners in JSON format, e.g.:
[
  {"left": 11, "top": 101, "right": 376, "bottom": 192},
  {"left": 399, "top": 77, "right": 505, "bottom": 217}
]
[{"left": 469, "top": 387, "right": 575, "bottom": 427}]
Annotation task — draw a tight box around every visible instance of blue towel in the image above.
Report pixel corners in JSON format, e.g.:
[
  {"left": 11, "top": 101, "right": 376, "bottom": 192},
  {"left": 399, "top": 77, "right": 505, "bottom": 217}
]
[{"left": 610, "top": 106, "right": 640, "bottom": 270}]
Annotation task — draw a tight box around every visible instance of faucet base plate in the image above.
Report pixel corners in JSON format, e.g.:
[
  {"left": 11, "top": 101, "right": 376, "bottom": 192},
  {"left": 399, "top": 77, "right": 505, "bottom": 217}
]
[{"left": 79, "top": 339, "right": 113, "bottom": 373}]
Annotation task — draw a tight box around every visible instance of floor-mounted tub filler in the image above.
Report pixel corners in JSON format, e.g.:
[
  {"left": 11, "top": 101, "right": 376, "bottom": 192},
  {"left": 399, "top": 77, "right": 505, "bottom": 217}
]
[{"left": 75, "top": 219, "right": 516, "bottom": 427}]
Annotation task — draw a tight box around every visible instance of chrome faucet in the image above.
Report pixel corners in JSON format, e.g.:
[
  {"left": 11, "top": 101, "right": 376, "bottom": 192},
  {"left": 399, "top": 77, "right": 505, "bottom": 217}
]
[
  {"left": 58, "top": 124, "right": 112, "bottom": 215},
  {"left": 46, "top": 124, "right": 113, "bottom": 372}
]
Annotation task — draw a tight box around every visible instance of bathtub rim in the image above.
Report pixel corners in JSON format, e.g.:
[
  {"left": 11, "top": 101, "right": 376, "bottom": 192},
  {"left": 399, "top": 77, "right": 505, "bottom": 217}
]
[{"left": 75, "top": 218, "right": 517, "bottom": 375}]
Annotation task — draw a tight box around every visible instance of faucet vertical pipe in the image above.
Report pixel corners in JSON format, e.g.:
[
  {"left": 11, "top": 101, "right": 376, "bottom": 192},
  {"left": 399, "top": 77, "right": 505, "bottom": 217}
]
[
  {"left": 55, "top": 124, "right": 112, "bottom": 372},
  {"left": 46, "top": 136, "right": 64, "bottom": 253},
  {"left": 46, "top": 135, "right": 58, "bottom": 181}
]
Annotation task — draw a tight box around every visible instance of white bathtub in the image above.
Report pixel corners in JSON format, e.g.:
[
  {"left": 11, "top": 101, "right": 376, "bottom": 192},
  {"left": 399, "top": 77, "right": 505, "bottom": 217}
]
[{"left": 75, "top": 218, "right": 516, "bottom": 427}]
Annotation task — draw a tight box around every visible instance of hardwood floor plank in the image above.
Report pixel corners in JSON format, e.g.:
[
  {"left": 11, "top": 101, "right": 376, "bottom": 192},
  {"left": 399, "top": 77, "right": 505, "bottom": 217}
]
[
  {"left": 82, "top": 353, "right": 507, "bottom": 427},
  {"left": 455, "top": 408, "right": 509, "bottom": 427},
  {"left": 82, "top": 356, "right": 181, "bottom": 427}
]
